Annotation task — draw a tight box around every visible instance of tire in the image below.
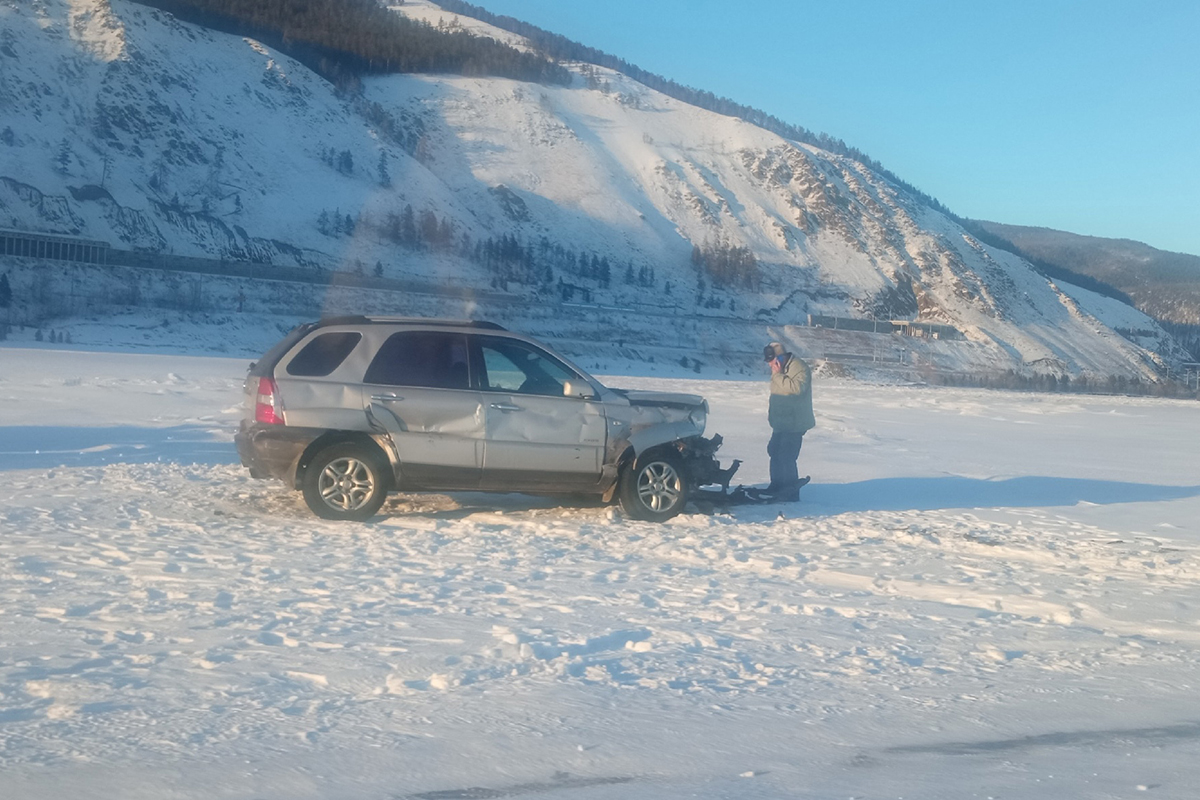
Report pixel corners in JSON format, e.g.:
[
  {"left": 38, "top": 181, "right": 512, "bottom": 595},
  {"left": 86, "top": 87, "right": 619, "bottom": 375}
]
[
  {"left": 618, "top": 449, "right": 690, "bottom": 522},
  {"left": 301, "top": 443, "right": 390, "bottom": 521}
]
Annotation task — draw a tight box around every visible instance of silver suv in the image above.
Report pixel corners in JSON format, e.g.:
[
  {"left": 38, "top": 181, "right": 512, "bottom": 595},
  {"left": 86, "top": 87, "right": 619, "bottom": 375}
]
[{"left": 235, "top": 317, "right": 736, "bottom": 521}]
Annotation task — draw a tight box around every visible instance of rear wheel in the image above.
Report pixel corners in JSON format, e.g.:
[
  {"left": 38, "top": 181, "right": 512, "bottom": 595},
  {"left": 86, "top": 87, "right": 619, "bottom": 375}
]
[
  {"left": 618, "top": 449, "right": 689, "bottom": 522},
  {"left": 302, "top": 443, "right": 390, "bottom": 521}
]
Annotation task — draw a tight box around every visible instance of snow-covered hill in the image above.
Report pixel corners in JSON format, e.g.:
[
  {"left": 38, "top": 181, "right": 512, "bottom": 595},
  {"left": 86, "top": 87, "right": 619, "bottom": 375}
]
[{"left": 0, "top": 0, "right": 1189, "bottom": 379}]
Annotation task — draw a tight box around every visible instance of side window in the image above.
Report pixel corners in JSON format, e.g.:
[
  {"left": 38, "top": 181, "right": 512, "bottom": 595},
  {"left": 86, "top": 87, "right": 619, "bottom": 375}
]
[
  {"left": 477, "top": 337, "right": 578, "bottom": 397},
  {"left": 480, "top": 347, "right": 526, "bottom": 392},
  {"left": 285, "top": 332, "right": 362, "bottom": 377},
  {"left": 364, "top": 331, "right": 470, "bottom": 389}
]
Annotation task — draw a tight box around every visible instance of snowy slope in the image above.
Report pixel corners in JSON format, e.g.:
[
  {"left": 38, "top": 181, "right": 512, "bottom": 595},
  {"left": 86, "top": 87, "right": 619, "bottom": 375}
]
[
  {"left": 0, "top": 0, "right": 1186, "bottom": 379},
  {"left": 3, "top": 346, "right": 1200, "bottom": 799}
]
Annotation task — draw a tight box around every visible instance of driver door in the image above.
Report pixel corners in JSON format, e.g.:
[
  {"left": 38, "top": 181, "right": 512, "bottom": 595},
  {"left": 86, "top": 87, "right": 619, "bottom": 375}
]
[{"left": 473, "top": 335, "right": 607, "bottom": 491}]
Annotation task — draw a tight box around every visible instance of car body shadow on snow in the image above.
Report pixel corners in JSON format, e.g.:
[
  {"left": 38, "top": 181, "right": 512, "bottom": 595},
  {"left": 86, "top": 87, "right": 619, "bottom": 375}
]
[
  {"left": 0, "top": 425, "right": 235, "bottom": 471},
  {"left": 370, "top": 476, "right": 1199, "bottom": 523},
  {"left": 790, "top": 476, "right": 1200, "bottom": 516},
  {"left": 4, "top": 428, "right": 1196, "bottom": 523}
]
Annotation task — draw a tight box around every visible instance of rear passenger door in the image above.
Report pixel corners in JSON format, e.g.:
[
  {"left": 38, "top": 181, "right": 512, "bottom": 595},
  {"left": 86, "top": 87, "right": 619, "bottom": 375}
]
[
  {"left": 473, "top": 335, "right": 607, "bottom": 491},
  {"left": 363, "top": 330, "right": 484, "bottom": 490}
]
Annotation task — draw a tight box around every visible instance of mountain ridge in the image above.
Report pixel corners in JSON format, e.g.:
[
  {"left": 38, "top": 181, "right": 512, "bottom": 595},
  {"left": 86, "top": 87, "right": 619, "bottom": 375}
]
[
  {"left": 974, "top": 221, "right": 1200, "bottom": 327},
  {"left": 0, "top": 0, "right": 1191, "bottom": 382}
]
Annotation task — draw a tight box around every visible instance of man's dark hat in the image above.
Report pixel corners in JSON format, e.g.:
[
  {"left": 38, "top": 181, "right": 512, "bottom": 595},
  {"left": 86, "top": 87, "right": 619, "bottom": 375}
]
[{"left": 763, "top": 341, "right": 785, "bottom": 361}]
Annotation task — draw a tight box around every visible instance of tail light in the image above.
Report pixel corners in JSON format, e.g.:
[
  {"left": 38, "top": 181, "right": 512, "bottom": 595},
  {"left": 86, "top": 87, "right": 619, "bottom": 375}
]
[{"left": 255, "top": 377, "right": 285, "bottom": 425}]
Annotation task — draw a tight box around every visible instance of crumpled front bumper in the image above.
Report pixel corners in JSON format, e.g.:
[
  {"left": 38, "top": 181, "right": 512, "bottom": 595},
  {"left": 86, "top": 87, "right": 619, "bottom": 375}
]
[{"left": 675, "top": 434, "right": 741, "bottom": 489}]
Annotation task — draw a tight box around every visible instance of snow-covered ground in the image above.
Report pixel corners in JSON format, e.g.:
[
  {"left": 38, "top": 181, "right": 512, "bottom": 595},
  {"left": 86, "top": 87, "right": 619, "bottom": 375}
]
[{"left": 3, "top": 344, "right": 1200, "bottom": 799}]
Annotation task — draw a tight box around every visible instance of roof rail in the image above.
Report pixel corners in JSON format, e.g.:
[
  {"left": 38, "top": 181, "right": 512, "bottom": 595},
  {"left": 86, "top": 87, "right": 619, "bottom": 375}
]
[{"left": 315, "top": 316, "right": 506, "bottom": 331}]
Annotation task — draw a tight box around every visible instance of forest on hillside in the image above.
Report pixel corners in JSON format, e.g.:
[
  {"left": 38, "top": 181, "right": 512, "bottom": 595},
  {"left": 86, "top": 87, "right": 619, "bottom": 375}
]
[{"left": 131, "top": 0, "right": 571, "bottom": 87}]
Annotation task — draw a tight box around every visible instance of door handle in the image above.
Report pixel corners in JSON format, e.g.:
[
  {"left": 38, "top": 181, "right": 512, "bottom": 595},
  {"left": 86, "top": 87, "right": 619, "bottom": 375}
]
[
  {"left": 371, "top": 393, "right": 404, "bottom": 402},
  {"left": 490, "top": 402, "right": 523, "bottom": 412}
]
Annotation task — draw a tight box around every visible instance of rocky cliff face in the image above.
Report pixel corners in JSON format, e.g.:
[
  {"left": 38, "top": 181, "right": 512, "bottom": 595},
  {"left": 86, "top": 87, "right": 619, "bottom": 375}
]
[{"left": 0, "top": 0, "right": 1189, "bottom": 377}]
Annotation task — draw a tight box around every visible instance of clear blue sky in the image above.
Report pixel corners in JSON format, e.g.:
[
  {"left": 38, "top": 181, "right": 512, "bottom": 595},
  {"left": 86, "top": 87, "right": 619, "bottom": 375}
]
[{"left": 469, "top": 0, "right": 1200, "bottom": 255}]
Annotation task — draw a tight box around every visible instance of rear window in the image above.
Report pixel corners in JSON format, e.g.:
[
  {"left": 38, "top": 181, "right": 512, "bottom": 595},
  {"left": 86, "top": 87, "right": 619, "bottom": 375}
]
[
  {"left": 363, "top": 331, "right": 470, "bottom": 389},
  {"left": 249, "top": 323, "right": 316, "bottom": 377},
  {"left": 286, "top": 332, "right": 362, "bottom": 377}
]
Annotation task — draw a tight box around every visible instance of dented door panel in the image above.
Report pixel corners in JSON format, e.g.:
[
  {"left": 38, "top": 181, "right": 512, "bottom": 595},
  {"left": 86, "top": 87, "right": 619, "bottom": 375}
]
[
  {"left": 276, "top": 379, "right": 371, "bottom": 430},
  {"left": 366, "top": 386, "right": 485, "bottom": 489},
  {"left": 481, "top": 394, "right": 607, "bottom": 491}
]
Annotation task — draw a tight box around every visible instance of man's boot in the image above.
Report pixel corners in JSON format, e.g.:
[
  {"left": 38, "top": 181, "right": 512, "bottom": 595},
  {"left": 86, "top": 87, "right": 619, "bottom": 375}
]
[{"left": 769, "top": 476, "right": 810, "bottom": 502}]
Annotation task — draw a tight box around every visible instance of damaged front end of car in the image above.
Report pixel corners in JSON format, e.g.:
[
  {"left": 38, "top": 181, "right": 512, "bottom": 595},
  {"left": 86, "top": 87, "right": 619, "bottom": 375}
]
[
  {"left": 672, "top": 433, "right": 742, "bottom": 491},
  {"left": 599, "top": 390, "right": 739, "bottom": 503}
]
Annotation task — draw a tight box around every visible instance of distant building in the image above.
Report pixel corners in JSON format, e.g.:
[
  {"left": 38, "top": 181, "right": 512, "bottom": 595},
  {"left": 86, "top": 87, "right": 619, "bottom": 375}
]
[
  {"left": 806, "top": 313, "right": 964, "bottom": 341},
  {"left": 0, "top": 228, "right": 110, "bottom": 265},
  {"left": 890, "top": 320, "right": 965, "bottom": 341},
  {"left": 806, "top": 314, "right": 892, "bottom": 333}
]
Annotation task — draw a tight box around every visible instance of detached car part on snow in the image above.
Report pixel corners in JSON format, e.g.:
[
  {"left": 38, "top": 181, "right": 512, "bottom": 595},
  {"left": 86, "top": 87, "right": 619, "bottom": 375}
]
[{"left": 235, "top": 317, "right": 740, "bottom": 522}]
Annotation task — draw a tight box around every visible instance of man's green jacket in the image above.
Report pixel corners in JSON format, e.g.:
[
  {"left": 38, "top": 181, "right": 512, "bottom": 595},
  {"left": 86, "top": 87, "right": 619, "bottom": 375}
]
[{"left": 769, "top": 354, "right": 816, "bottom": 433}]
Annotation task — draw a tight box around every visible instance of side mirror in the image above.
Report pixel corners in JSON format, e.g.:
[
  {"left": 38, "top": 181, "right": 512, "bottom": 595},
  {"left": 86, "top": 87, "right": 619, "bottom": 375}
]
[{"left": 563, "top": 380, "right": 597, "bottom": 400}]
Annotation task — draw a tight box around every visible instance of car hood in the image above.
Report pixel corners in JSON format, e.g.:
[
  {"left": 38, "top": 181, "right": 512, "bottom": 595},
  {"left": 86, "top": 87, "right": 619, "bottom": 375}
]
[{"left": 616, "top": 390, "right": 707, "bottom": 411}]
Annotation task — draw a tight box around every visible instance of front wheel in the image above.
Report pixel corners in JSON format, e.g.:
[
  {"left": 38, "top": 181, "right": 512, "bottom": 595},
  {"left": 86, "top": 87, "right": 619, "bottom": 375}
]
[
  {"left": 618, "top": 450, "right": 690, "bottom": 522},
  {"left": 301, "top": 443, "right": 390, "bottom": 521}
]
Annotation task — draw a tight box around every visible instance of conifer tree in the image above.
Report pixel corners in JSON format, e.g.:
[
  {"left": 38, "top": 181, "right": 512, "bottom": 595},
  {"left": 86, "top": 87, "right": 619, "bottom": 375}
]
[
  {"left": 419, "top": 210, "right": 439, "bottom": 245},
  {"left": 55, "top": 139, "right": 72, "bottom": 175},
  {"left": 378, "top": 152, "right": 391, "bottom": 187},
  {"left": 400, "top": 205, "right": 417, "bottom": 245}
]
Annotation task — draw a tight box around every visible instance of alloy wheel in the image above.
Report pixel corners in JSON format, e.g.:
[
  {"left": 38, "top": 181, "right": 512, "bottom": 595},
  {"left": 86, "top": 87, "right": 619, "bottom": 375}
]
[
  {"left": 637, "top": 460, "right": 683, "bottom": 513},
  {"left": 317, "top": 457, "right": 376, "bottom": 512}
]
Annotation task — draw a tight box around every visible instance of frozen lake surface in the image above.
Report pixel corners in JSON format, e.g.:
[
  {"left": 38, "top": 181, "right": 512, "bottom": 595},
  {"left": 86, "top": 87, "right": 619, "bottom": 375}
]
[{"left": 2, "top": 346, "right": 1199, "bottom": 799}]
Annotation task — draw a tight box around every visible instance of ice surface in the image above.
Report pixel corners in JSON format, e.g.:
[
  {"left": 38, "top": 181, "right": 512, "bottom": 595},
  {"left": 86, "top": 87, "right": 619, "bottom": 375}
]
[{"left": 2, "top": 345, "right": 1200, "bottom": 798}]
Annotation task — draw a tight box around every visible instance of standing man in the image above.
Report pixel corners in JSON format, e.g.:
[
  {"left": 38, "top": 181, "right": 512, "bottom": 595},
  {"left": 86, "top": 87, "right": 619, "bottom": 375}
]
[{"left": 762, "top": 341, "right": 814, "bottom": 501}]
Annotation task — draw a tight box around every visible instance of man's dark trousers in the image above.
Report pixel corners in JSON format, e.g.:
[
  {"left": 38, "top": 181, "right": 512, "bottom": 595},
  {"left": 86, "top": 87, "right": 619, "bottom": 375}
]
[{"left": 767, "top": 430, "right": 805, "bottom": 493}]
